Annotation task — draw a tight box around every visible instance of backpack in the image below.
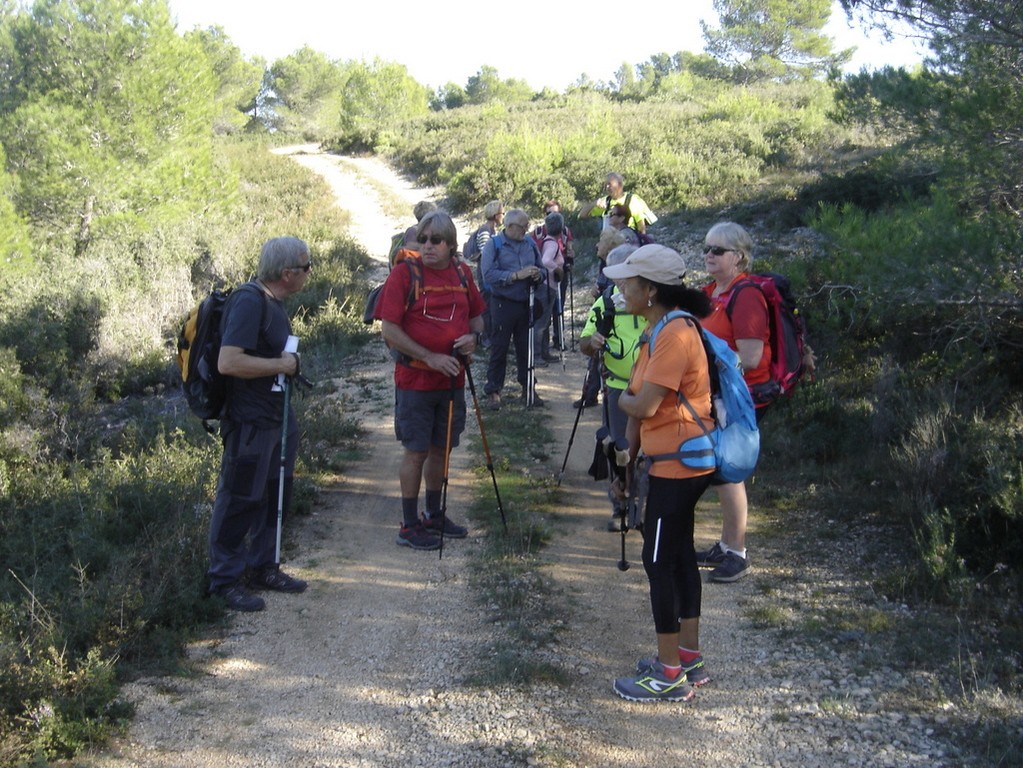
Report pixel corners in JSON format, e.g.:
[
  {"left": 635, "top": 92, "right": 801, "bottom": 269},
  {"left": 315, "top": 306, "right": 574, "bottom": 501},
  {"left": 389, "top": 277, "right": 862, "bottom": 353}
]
[
  {"left": 462, "top": 225, "right": 483, "bottom": 262},
  {"left": 363, "top": 257, "right": 471, "bottom": 364},
  {"left": 387, "top": 231, "right": 405, "bottom": 269},
  {"left": 644, "top": 310, "right": 760, "bottom": 483},
  {"left": 177, "top": 283, "right": 265, "bottom": 430},
  {"left": 725, "top": 272, "right": 808, "bottom": 404}
]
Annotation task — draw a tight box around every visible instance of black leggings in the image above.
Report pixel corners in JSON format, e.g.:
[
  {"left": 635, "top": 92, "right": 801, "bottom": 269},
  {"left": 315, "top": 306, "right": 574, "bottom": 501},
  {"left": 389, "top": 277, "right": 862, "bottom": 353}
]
[{"left": 642, "top": 473, "right": 714, "bottom": 634}]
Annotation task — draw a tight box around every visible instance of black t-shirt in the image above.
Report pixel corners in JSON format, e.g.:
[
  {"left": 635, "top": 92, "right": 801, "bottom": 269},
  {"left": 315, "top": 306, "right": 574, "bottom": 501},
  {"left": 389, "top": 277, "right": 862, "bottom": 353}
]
[{"left": 220, "top": 282, "right": 293, "bottom": 427}]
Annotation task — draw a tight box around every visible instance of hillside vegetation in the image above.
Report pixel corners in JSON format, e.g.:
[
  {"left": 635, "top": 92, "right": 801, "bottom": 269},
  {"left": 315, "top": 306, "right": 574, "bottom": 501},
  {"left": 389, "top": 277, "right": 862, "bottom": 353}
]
[{"left": 0, "top": 0, "right": 1020, "bottom": 764}]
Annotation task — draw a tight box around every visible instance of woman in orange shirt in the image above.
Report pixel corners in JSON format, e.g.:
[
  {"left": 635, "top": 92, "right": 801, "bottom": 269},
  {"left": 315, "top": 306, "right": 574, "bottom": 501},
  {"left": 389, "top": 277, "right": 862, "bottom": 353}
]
[{"left": 604, "top": 245, "right": 716, "bottom": 703}]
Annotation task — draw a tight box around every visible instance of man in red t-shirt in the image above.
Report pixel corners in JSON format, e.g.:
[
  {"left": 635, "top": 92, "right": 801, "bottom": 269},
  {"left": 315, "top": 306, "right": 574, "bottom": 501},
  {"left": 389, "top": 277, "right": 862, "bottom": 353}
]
[{"left": 375, "top": 211, "right": 486, "bottom": 551}]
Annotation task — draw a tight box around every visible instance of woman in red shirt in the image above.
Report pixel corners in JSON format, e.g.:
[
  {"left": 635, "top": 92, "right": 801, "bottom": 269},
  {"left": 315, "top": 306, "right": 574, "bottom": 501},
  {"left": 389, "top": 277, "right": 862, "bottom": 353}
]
[{"left": 696, "top": 222, "right": 770, "bottom": 583}]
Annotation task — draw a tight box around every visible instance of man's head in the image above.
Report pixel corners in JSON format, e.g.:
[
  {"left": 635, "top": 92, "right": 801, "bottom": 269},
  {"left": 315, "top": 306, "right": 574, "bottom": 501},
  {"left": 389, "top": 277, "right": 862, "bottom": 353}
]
[
  {"left": 484, "top": 199, "right": 504, "bottom": 223},
  {"left": 503, "top": 209, "right": 529, "bottom": 241},
  {"left": 413, "top": 200, "right": 438, "bottom": 221},
  {"left": 258, "top": 236, "right": 312, "bottom": 295},
  {"left": 605, "top": 173, "right": 624, "bottom": 197}
]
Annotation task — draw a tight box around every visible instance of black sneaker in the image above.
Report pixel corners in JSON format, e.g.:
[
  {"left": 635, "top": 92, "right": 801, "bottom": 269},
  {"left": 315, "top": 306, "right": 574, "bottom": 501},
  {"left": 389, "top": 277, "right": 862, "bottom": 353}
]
[
  {"left": 251, "top": 566, "right": 307, "bottom": 593},
  {"left": 214, "top": 584, "right": 265, "bottom": 612},
  {"left": 422, "top": 513, "right": 468, "bottom": 539},
  {"left": 573, "top": 396, "right": 598, "bottom": 409},
  {"left": 522, "top": 390, "right": 546, "bottom": 407},
  {"left": 696, "top": 541, "right": 726, "bottom": 567},
  {"left": 396, "top": 521, "right": 441, "bottom": 551},
  {"left": 709, "top": 551, "right": 751, "bottom": 582}
]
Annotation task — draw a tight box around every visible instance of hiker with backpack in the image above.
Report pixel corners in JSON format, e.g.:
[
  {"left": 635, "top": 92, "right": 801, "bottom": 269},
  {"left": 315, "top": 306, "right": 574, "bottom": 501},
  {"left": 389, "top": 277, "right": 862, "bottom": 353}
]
[
  {"left": 375, "top": 211, "right": 486, "bottom": 551},
  {"left": 481, "top": 209, "right": 546, "bottom": 409},
  {"left": 577, "top": 243, "right": 643, "bottom": 531},
  {"left": 608, "top": 204, "right": 640, "bottom": 246},
  {"left": 579, "top": 172, "right": 657, "bottom": 235},
  {"left": 206, "top": 237, "right": 312, "bottom": 612},
  {"left": 533, "top": 200, "right": 575, "bottom": 352},
  {"left": 463, "top": 199, "right": 504, "bottom": 349},
  {"left": 601, "top": 244, "right": 716, "bottom": 702},
  {"left": 388, "top": 200, "right": 438, "bottom": 269},
  {"left": 695, "top": 221, "right": 815, "bottom": 583},
  {"left": 533, "top": 211, "right": 567, "bottom": 367}
]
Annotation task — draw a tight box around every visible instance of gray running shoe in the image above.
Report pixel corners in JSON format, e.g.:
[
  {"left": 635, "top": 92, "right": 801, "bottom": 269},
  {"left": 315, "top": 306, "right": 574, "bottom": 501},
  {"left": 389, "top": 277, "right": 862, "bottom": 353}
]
[
  {"left": 709, "top": 551, "right": 750, "bottom": 582},
  {"left": 636, "top": 654, "right": 711, "bottom": 687},
  {"left": 422, "top": 513, "right": 468, "bottom": 539},
  {"left": 696, "top": 541, "right": 726, "bottom": 567},
  {"left": 613, "top": 660, "right": 696, "bottom": 702}
]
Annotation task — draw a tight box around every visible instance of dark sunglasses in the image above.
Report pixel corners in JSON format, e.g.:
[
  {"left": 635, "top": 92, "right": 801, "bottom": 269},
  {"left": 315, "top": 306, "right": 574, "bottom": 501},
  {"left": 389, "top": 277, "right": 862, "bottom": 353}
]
[
  {"left": 702, "top": 245, "right": 732, "bottom": 256},
  {"left": 291, "top": 260, "right": 313, "bottom": 272},
  {"left": 417, "top": 234, "right": 446, "bottom": 245}
]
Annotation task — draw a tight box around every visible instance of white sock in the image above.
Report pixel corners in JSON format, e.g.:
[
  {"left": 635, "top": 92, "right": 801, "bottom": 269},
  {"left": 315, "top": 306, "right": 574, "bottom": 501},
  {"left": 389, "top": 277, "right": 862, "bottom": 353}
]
[{"left": 722, "top": 544, "right": 747, "bottom": 559}]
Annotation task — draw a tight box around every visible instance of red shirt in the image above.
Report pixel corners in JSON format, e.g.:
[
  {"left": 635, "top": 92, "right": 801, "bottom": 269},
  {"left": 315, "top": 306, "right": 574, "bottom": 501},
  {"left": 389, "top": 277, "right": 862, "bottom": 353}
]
[
  {"left": 376, "top": 258, "right": 486, "bottom": 390},
  {"left": 702, "top": 274, "right": 771, "bottom": 389}
]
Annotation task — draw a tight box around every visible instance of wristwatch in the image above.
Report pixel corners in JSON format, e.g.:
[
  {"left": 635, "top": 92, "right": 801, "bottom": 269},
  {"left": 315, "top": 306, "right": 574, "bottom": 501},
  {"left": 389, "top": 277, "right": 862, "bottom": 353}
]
[{"left": 474, "top": 332, "right": 483, "bottom": 345}]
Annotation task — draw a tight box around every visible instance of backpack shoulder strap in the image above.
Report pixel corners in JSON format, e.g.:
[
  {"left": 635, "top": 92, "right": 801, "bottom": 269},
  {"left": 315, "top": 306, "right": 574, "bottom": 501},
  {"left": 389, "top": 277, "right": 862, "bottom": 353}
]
[
  {"left": 723, "top": 277, "right": 761, "bottom": 319},
  {"left": 404, "top": 257, "right": 424, "bottom": 309}
]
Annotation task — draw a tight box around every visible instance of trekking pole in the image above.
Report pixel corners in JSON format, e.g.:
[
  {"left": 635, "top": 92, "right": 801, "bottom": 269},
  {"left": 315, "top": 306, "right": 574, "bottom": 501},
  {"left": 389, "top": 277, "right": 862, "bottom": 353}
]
[
  {"left": 613, "top": 438, "right": 631, "bottom": 571},
  {"left": 275, "top": 375, "right": 292, "bottom": 565},
  {"left": 556, "top": 287, "right": 566, "bottom": 371},
  {"left": 556, "top": 357, "right": 595, "bottom": 487},
  {"left": 462, "top": 355, "right": 508, "bottom": 531},
  {"left": 438, "top": 374, "right": 456, "bottom": 560},
  {"left": 526, "top": 282, "right": 536, "bottom": 408},
  {"left": 568, "top": 266, "right": 576, "bottom": 351}
]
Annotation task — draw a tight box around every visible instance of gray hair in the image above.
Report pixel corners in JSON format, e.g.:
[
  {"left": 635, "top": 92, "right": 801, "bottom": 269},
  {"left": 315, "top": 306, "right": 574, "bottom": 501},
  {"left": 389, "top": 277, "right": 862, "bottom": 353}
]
[
  {"left": 417, "top": 210, "right": 458, "bottom": 250},
  {"left": 413, "top": 200, "right": 438, "bottom": 221},
  {"left": 606, "top": 172, "right": 624, "bottom": 187},
  {"left": 706, "top": 221, "right": 754, "bottom": 271},
  {"left": 259, "top": 236, "right": 310, "bottom": 282},
  {"left": 484, "top": 199, "right": 504, "bottom": 220},
  {"left": 544, "top": 211, "right": 564, "bottom": 237},
  {"left": 504, "top": 208, "right": 529, "bottom": 229},
  {"left": 606, "top": 243, "right": 639, "bottom": 268}
]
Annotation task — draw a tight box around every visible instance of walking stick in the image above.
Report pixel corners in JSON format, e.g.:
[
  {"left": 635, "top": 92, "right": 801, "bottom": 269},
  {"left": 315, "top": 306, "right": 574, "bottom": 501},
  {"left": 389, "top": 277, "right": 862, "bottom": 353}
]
[
  {"left": 438, "top": 375, "right": 455, "bottom": 560},
  {"left": 526, "top": 282, "right": 536, "bottom": 408},
  {"left": 275, "top": 375, "right": 292, "bottom": 565},
  {"left": 556, "top": 360, "right": 596, "bottom": 487},
  {"left": 614, "top": 437, "right": 631, "bottom": 572},
  {"left": 556, "top": 285, "right": 566, "bottom": 371},
  {"left": 568, "top": 265, "right": 576, "bottom": 351},
  {"left": 462, "top": 356, "right": 508, "bottom": 531}
]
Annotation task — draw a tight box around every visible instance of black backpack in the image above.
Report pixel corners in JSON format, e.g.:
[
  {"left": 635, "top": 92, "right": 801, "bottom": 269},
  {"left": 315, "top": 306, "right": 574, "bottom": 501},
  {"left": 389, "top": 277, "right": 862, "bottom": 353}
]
[{"left": 177, "top": 283, "right": 265, "bottom": 430}]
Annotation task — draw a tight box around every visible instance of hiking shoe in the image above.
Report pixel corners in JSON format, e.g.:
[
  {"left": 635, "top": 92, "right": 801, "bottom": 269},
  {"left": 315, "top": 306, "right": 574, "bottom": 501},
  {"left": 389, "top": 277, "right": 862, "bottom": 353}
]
[
  {"left": 709, "top": 551, "right": 751, "bottom": 582},
  {"left": 573, "top": 396, "right": 598, "bottom": 409},
  {"left": 251, "top": 566, "right": 307, "bottom": 593},
  {"left": 396, "top": 521, "right": 441, "bottom": 551},
  {"left": 696, "top": 541, "right": 726, "bottom": 567},
  {"left": 613, "top": 661, "right": 696, "bottom": 702},
  {"left": 636, "top": 654, "right": 711, "bottom": 687},
  {"left": 486, "top": 392, "right": 501, "bottom": 411},
  {"left": 607, "top": 516, "right": 624, "bottom": 532},
  {"left": 422, "top": 513, "right": 468, "bottom": 539},
  {"left": 214, "top": 584, "right": 265, "bottom": 612},
  {"left": 522, "top": 390, "right": 545, "bottom": 407}
]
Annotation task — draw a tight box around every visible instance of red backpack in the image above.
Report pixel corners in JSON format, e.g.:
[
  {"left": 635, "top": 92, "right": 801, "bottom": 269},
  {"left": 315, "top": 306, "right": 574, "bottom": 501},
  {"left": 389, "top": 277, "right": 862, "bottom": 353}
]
[{"left": 725, "top": 272, "right": 809, "bottom": 403}]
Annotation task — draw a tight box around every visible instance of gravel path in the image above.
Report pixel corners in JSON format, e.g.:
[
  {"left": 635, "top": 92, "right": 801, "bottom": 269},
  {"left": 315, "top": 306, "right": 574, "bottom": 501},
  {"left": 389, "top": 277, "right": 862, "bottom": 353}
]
[{"left": 89, "top": 147, "right": 960, "bottom": 768}]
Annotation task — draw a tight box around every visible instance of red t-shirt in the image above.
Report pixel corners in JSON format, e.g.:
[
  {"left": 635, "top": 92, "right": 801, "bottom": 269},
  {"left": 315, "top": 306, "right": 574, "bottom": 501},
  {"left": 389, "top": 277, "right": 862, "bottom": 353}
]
[
  {"left": 376, "top": 258, "right": 486, "bottom": 390},
  {"left": 702, "top": 274, "right": 771, "bottom": 389}
]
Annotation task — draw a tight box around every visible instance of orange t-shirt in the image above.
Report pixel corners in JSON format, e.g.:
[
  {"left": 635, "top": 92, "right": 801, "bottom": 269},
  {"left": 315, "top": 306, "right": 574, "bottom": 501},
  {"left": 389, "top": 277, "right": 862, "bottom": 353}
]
[
  {"left": 628, "top": 315, "right": 715, "bottom": 479},
  {"left": 701, "top": 274, "right": 771, "bottom": 389}
]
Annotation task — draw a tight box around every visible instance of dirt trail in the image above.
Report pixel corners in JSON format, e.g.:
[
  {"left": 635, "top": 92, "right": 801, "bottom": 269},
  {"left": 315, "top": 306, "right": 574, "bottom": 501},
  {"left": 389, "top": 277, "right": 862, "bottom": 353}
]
[{"left": 91, "top": 146, "right": 955, "bottom": 768}]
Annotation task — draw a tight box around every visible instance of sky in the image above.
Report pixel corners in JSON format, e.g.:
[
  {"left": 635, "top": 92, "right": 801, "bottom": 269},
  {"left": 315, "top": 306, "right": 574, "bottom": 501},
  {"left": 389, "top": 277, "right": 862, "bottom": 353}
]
[{"left": 167, "top": 0, "right": 928, "bottom": 92}]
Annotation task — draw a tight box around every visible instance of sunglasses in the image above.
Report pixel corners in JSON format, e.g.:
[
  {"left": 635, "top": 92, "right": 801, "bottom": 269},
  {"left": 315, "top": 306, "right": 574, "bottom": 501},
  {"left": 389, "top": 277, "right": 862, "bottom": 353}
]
[
  {"left": 291, "top": 260, "right": 313, "bottom": 272},
  {"left": 702, "top": 245, "right": 732, "bottom": 256},
  {"left": 417, "top": 234, "right": 446, "bottom": 245}
]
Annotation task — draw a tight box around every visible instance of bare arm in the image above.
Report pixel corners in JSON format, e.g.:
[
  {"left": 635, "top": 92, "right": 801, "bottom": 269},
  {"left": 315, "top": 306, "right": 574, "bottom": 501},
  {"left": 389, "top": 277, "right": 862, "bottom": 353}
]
[
  {"left": 618, "top": 380, "right": 671, "bottom": 420},
  {"left": 381, "top": 319, "right": 469, "bottom": 378},
  {"left": 735, "top": 338, "right": 764, "bottom": 371},
  {"left": 218, "top": 345, "right": 297, "bottom": 379}
]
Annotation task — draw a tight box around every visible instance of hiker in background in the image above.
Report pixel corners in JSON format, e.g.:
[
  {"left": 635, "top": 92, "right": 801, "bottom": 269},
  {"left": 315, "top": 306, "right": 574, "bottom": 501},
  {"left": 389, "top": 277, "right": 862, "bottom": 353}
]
[
  {"left": 694, "top": 222, "right": 770, "bottom": 583},
  {"left": 578, "top": 243, "right": 641, "bottom": 530},
  {"left": 603, "top": 245, "right": 716, "bottom": 702},
  {"left": 534, "top": 199, "right": 575, "bottom": 352},
  {"left": 608, "top": 203, "right": 640, "bottom": 245},
  {"left": 389, "top": 200, "right": 438, "bottom": 268},
  {"left": 533, "top": 211, "right": 567, "bottom": 366},
  {"left": 464, "top": 200, "right": 504, "bottom": 348},
  {"left": 575, "top": 228, "right": 628, "bottom": 409},
  {"left": 579, "top": 172, "right": 657, "bottom": 235},
  {"left": 376, "top": 211, "right": 486, "bottom": 551},
  {"left": 481, "top": 208, "right": 545, "bottom": 409},
  {"left": 207, "top": 237, "right": 311, "bottom": 612}
]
